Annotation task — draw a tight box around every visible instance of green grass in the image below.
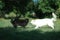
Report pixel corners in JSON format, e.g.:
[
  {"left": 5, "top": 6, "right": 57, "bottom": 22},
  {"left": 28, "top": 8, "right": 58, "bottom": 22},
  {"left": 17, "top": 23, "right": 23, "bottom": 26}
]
[{"left": 0, "top": 18, "right": 60, "bottom": 40}]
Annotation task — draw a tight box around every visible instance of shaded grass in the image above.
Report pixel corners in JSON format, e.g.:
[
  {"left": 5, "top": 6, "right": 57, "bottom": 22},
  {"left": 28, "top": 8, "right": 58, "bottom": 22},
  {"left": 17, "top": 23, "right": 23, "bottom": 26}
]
[
  {"left": 0, "top": 27, "right": 60, "bottom": 40},
  {"left": 0, "top": 18, "right": 60, "bottom": 40}
]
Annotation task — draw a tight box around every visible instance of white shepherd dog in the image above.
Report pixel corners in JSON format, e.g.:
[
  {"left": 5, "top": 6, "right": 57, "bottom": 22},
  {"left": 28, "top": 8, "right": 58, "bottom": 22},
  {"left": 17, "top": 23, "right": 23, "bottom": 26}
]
[{"left": 31, "top": 12, "right": 57, "bottom": 29}]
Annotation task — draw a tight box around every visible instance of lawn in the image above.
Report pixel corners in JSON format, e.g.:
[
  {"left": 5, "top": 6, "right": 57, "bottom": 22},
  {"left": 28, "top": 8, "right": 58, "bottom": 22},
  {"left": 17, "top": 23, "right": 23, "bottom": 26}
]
[{"left": 0, "top": 18, "right": 60, "bottom": 40}]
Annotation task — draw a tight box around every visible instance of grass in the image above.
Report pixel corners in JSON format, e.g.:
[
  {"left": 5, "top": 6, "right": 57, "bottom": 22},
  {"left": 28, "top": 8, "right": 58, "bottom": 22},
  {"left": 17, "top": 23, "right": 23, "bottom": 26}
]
[{"left": 0, "top": 18, "right": 60, "bottom": 40}]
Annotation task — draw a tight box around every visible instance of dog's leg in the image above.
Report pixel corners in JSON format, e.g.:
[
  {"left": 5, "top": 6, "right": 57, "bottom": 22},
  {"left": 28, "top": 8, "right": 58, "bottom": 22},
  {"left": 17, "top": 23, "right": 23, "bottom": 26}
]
[
  {"left": 51, "top": 25, "right": 54, "bottom": 29},
  {"left": 35, "top": 25, "right": 39, "bottom": 29},
  {"left": 48, "top": 23, "right": 54, "bottom": 29},
  {"left": 49, "top": 24, "right": 54, "bottom": 29}
]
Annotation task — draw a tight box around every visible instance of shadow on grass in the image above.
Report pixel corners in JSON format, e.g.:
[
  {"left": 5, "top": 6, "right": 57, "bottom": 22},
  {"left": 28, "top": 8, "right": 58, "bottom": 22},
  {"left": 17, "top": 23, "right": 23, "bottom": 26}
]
[{"left": 0, "top": 27, "right": 60, "bottom": 40}]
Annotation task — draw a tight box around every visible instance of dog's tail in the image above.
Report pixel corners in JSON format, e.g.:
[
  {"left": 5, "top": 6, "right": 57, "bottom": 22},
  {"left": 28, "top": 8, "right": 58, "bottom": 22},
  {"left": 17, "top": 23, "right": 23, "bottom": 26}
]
[{"left": 52, "top": 12, "right": 57, "bottom": 21}]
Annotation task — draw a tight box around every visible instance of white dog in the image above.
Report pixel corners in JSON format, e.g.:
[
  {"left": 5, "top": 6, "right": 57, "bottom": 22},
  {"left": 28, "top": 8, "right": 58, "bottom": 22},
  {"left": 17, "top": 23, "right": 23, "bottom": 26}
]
[{"left": 31, "top": 12, "right": 57, "bottom": 29}]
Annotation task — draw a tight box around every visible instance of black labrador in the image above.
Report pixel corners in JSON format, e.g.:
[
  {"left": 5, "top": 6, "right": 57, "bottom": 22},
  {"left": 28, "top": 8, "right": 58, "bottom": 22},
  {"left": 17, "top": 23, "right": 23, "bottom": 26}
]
[{"left": 11, "top": 18, "right": 29, "bottom": 28}]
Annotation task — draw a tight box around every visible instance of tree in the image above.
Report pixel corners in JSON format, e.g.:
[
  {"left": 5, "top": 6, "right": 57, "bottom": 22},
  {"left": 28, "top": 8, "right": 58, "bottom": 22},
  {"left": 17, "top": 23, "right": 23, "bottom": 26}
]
[
  {"left": 0, "top": 0, "right": 60, "bottom": 18},
  {"left": 1, "top": 0, "right": 32, "bottom": 18}
]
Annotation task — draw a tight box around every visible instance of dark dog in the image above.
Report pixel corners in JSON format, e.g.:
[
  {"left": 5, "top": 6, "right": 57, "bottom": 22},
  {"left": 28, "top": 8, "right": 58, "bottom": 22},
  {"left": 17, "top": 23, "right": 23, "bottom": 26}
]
[{"left": 11, "top": 18, "right": 29, "bottom": 28}]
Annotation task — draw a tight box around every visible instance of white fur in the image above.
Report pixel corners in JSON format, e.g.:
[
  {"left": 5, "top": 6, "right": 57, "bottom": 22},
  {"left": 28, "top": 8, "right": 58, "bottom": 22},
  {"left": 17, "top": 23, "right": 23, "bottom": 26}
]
[{"left": 31, "top": 12, "right": 57, "bottom": 29}]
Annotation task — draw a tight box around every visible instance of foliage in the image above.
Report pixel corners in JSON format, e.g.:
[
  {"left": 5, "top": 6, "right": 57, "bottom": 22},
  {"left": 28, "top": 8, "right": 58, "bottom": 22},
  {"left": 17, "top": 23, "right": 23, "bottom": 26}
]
[
  {"left": 55, "top": 8, "right": 60, "bottom": 18},
  {"left": 0, "top": 0, "right": 60, "bottom": 18}
]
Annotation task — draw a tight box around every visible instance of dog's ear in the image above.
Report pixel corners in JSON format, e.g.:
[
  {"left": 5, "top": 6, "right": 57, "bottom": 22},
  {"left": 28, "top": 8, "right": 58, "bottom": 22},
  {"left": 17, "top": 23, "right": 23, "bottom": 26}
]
[
  {"left": 52, "top": 12, "right": 57, "bottom": 21},
  {"left": 52, "top": 12, "right": 57, "bottom": 18}
]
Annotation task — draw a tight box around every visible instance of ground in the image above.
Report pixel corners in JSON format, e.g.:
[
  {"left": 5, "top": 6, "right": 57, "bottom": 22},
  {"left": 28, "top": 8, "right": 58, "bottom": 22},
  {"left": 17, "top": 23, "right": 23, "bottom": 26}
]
[{"left": 0, "top": 18, "right": 60, "bottom": 40}]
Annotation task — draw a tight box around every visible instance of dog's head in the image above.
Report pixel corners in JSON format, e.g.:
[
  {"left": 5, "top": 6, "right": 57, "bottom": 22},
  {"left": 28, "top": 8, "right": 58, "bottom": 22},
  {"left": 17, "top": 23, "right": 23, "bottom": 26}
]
[{"left": 51, "top": 18, "right": 57, "bottom": 22}]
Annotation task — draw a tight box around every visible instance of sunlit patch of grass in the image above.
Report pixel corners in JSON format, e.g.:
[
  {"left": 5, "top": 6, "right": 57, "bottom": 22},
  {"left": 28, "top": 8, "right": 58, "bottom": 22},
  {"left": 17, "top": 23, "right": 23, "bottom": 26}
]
[
  {"left": 53, "top": 19, "right": 60, "bottom": 31},
  {"left": 0, "top": 18, "right": 60, "bottom": 32},
  {"left": 0, "top": 18, "right": 13, "bottom": 28}
]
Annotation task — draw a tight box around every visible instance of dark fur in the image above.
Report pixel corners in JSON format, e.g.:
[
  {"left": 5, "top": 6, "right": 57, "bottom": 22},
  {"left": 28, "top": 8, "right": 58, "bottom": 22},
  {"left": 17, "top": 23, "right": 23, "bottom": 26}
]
[{"left": 11, "top": 18, "right": 29, "bottom": 28}]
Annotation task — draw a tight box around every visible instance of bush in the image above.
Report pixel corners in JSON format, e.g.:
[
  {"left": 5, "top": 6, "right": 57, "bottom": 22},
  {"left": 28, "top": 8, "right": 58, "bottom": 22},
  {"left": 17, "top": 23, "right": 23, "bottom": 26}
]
[{"left": 56, "top": 8, "right": 60, "bottom": 18}]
